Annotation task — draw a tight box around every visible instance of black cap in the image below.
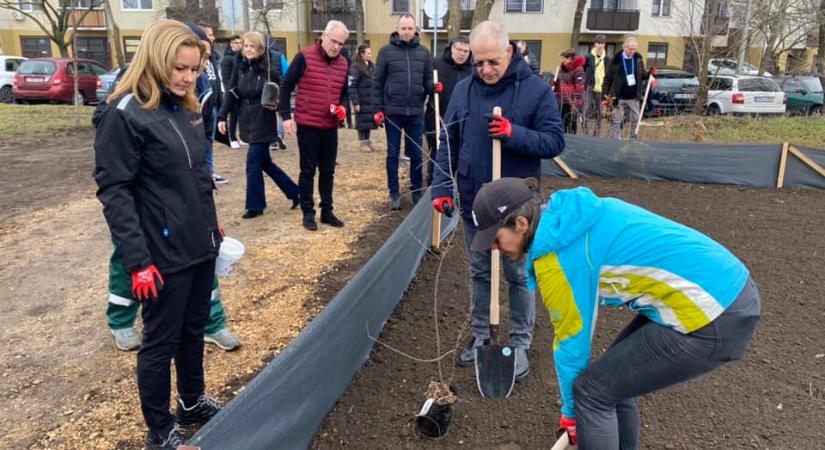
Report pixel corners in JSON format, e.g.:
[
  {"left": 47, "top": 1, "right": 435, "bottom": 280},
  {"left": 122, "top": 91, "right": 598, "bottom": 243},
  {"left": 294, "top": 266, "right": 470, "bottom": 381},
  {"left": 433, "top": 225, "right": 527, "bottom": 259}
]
[{"left": 470, "top": 178, "right": 535, "bottom": 252}]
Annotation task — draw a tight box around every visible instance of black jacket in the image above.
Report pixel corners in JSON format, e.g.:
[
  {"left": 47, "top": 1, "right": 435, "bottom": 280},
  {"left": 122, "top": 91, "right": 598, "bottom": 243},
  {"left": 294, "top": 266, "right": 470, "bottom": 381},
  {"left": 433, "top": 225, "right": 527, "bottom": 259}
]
[
  {"left": 522, "top": 48, "right": 540, "bottom": 75},
  {"left": 220, "top": 47, "right": 238, "bottom": 93},
  {"left": 349, "top": 61, "right": 377, "bottom": 131},
  {"left": 93, "top": 93, "right": 221, "bottom": 274},
  {"left": 426, "top": 44, "right": 472, "bottom": 132},
  {"left": 583, "top": 50, "right": 611, "bottom": 91},
  {"left": 373, "top": 32, "right": 434, "bottom": 116},
  {"left": 219, "top": 55, "right": 282, "bottom": 144},
  {"left": 206, "top": 50, "right": 222, "bottom": 109},
  {"left": 603, "top": 50, "right": 649, "bottom": 101}
]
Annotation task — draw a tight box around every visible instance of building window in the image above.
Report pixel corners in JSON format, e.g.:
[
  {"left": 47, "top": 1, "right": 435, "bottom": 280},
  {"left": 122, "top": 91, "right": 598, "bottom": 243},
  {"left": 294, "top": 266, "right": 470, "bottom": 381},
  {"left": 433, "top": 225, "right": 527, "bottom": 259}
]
[
  {"left": 520, "top": 40, "right": 542, "bottom": 69},
  {"left": 391, "top": 0, "right": 409, "bottom": 14},
  {"left": 122, "top": 0, "right": 152, "bottom": 10},
  {"left": 271, "top": 37, "right": 287, "bottom": 55},
  {"left": 75, "top": 36, "right": 109, "bottom": 68},
  {"left": 591, "top": 0, "right": 637, "bottom": 10},
  {"left": 20, "top": 37, "right": 52, "bottom": 58},
  {"left": 72, "top": 0, "right": 104, "bottom": 8},
  {"left": 647, "top": 42, "right": 668, "bottom": 68},
  {"left": 652, "top": 0, "right": 670, "bottom": 16},
  {"left": 18, "top": 0, "right": 43, "bottom": 12},
  {"left": 124, "top": 37, "right": 140, "bottom": 63},
  {"left": 505, "top": 0, "right": 543, "bottom": 13}
]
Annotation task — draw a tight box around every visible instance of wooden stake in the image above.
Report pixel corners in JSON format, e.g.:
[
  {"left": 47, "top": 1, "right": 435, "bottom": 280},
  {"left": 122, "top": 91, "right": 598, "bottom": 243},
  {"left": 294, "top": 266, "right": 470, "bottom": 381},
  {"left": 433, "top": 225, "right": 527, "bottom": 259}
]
[
  {"left": 635, "top": 73, "right": 655, "bottom": 137},
  {"left": 788, "top": 145, "right": 825, "bottom": 179},
  {"left": 431, "top": 70, "right": 442, "bottom": 250},
  {"left": 554, "top": 157, "right": 579, "bottom": 179},
  {"left": 551, "top": 431, "right": 571, "bottom": 450},
  {"left": 490, "top": 106, "right": 502, "bottom": 329},
  {"left": 777, "top": 142, "right": 789, "bottom": 188}
]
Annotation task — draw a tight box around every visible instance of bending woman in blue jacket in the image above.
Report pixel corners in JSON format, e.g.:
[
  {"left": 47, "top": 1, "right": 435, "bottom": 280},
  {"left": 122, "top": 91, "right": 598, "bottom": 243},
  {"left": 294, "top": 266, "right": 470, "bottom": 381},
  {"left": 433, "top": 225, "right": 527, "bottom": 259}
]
[{"left": 468, "top": 178, "right": 760, "bottom": 450}]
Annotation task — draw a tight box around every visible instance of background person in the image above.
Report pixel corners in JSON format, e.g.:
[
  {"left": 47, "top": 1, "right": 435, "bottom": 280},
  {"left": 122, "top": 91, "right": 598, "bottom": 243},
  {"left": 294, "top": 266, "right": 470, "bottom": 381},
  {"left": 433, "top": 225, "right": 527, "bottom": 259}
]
[
  {"left": 555, "top": 48, "right": 586, "bottom": 134},
  {"left": 218, "top": 31, "right": 299, "bottom": 220},
  {"left": 221, "top": 35, "right": 243, "bottom": 148},
  {"left": 517, "top": 40, "right": 540, "bottom": 75},
  {"left": 469, "top": 177, "right": 760, "bottom": 450},
  {"left": 349, "top": 44, "right": 378, "bottom": 152},
  {"left": 602, "top": 36, "right": 655, "bottom": 140},
  {"left": 583, "top": 34, "right": 609, "bottom": 136},
  {"left": 93, "top": 20, "right": 224, "bottom": 449}
]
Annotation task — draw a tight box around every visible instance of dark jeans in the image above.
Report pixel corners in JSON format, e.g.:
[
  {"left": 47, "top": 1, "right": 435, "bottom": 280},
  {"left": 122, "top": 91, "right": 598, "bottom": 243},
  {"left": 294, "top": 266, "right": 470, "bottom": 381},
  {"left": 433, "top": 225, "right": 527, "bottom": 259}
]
[
  {"left": 357, "top": 129, "right": 371, "bottom": 141},
  {"left": 573, "top": 277, "right": 761, "bottom": 450},
  {"left": 425, "top": 132, "right": 437, "bottom": 187},
  {"left": 297, "top": 125, "right": 338, "bottom": 215},
  {"left": 245, "top": 142, "right": 299, "bottom": 212},
  {"left": 385, "top": 114, "right": 423, "bottom": 198},
  {"left": 561, "top": 104, "right": 578, "bottom": 134},
  {"left": 137, "top": 259, "right": 216, "bottom": 432},
  {"left": 228, "top": 105, "right": 239, "bottom": 141}
]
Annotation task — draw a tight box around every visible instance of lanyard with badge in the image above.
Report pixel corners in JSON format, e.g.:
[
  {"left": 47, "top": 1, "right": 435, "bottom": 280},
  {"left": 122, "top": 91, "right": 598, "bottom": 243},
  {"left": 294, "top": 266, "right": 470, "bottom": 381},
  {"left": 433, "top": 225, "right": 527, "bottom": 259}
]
[{"left": 623, "top": 55, "right": 636, "bottom": 87}]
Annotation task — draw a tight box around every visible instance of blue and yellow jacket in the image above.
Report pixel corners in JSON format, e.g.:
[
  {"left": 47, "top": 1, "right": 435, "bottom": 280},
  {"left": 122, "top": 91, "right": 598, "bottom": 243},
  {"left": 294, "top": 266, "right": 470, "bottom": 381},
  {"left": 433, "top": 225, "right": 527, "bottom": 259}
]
[{"left": 526, "top": 187, "right": 749, "bottom": 418}]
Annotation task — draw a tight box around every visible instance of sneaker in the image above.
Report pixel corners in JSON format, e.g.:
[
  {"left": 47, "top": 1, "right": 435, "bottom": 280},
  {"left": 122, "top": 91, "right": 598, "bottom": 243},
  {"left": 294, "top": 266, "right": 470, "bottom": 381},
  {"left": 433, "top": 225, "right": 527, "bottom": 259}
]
[
  {"left": 242, "top": 209, "right": 263, "bottom": 219},
  {"left": 238, "top": 139, "right": 248, "bottom": 146},
  {"left": 303, "top": 214, "right": 318, "bottom": 231},
  {"left": 213, "top": 174, "right": 228, "bottom": 185},
  {"left": 359, "top": 141, "right": 372, "bottom": 152},
  {"left": 456, "top": 337, "right": 489, "bottom": 367},
  {"left": 176, "top": 394, "right": 223, "bottom": 427},
  {"left": 400, "top": 155, "right": 410, "bottom": 163},
  {"left": 270, "top": 142, "right": 280, "bottom": 151},
  {"left": 145, "top": 423, "right": 184, "bottom": 450},
  {"left": 229, "top": 141, "right": 241, "bottom": 149},
  {"left": 515, "top": 347, "right": 530, "bottom": 383},
  {"left": 110, "top": 328, "right": 140, "bottom": 352},
  {"left": 390, "top": 196, "right": 401, "bottom": 211},
  {"left": 276, "top": 136, "right": 287, "bottom": 150},
  {"left": 204, "top": 328, "right": 242, "bottom": 351},
  {"left": 320, "top": 211, "right": 344, "bottom": 228}
]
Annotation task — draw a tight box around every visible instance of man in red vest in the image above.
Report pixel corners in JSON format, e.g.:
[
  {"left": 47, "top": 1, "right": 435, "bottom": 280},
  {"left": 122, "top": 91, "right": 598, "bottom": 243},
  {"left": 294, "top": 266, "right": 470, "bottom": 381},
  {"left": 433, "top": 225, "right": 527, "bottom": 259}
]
[{"left": 281, "top": 20, "right": 350, "bottom": 231}]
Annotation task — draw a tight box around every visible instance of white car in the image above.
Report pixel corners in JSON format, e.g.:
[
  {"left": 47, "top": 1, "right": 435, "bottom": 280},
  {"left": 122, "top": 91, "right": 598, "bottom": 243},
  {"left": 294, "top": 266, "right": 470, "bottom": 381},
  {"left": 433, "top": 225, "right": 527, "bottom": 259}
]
[
  {"left": 705, "top": 75, "right": 786, "bottom": 115},
  {"left": 708, "top": 58, "right": 772, "bottom": 77},
  {"left": 0, "top": 55, "right": 27, "bottom": 103}
]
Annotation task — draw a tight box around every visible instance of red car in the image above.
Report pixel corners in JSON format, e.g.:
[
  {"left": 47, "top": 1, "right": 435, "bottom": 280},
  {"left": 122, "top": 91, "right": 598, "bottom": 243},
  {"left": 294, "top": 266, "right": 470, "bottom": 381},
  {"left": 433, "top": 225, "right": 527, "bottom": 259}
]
[{"left": 13, "top": 57, "right": 107, "bottom": 104}]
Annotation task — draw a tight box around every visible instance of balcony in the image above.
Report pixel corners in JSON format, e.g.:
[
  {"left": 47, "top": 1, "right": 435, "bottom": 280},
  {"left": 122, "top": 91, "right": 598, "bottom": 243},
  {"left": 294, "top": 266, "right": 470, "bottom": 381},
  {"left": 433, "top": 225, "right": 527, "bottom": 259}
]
[
  {"left": 310, "top": 10, "right": 357, "bottom": 32},
  {"left": 421, "top": 10, "right": 473, "bottom": 31},
  {"left": 701, "top": 16, "right": 729, "bottom": 36},
  {"left": 586, "top": 8, "right": 640, "bottom": 31},
  {"left": 68, "top": 9, "right": 106, "bottom": 30}
]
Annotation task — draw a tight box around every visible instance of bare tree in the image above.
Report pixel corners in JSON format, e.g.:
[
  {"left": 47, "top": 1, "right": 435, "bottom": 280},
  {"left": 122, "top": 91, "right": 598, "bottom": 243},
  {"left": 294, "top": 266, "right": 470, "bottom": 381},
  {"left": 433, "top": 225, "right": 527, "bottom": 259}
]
[
  {"left": 675, "top": 0, "right": 729, "bottom": 113},
  {"left": 748, "top": 0, "right": 818, "bottom": 74},
  {"left": 471, "top": 0, "right": 495, "bottom": 28},
  {"left": 354, "top": 0, "right": 364, "bottom": 44},
  {"left": 570, "top": 0, "right": 588, "bottom": 48},
  {"left": 102, "top": 0, "right": 124, "bottom": 67},
  {"left": 0, "top": 0, "right": 97, "bottom": 57},
  {"left": 446, "top": 0, "right": 462, "bottom": 40},
  {"left": 817, "top": 0, "right": 825, "bottom": 86}
]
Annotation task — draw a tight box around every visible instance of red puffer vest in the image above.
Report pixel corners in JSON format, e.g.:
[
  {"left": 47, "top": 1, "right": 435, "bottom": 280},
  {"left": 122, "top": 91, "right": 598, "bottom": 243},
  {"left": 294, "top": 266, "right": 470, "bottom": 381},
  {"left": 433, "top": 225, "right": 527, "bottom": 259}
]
[{"left": 294, "top": 43, "right": 349, "bottom": 129}]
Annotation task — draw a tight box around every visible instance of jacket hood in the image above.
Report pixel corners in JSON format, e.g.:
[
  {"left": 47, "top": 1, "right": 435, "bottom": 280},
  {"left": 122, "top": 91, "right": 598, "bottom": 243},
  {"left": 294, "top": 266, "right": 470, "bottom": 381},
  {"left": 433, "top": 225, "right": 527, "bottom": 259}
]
[
  {"left": 441, "top": 44, "right": 473, "bottom": 67},
  {"left": 390, "top": 31, "right": 421, "bottom": 48},
  {"left": 526, "top": 187, "right": 604, "bottom": 289},
  {"left": 471, "top": 42, "right": 534, "bottom": 86},
  {"left": 563, "top": 55, "right": 586, "bottom": 71}
]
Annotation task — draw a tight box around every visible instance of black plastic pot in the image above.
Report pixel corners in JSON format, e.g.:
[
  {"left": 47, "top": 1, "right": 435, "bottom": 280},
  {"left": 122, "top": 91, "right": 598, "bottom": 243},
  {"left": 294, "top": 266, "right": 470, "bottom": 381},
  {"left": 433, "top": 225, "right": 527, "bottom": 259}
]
[{"left": 415, "top": 397, "right": 453, "bottom": 440}]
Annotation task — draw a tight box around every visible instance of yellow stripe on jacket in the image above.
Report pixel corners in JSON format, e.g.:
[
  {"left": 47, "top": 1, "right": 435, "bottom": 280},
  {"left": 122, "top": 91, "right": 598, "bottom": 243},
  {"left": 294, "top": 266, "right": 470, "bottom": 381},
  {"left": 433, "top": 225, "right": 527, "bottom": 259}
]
[{"left": 534, "top": 252, "right": 583, "bottom": 350}]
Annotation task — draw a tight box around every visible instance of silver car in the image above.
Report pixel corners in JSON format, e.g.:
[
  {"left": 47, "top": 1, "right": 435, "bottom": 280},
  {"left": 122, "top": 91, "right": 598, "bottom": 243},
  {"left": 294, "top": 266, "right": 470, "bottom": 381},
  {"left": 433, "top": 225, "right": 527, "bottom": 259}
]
[{"left": 96, "top": 67, "right": 121, "bottom": 102}]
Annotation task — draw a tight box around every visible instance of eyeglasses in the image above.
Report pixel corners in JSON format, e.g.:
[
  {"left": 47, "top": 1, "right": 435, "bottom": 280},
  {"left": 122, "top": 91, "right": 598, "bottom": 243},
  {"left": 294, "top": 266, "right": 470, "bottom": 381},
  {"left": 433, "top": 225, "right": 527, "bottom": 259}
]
[
  {"left": 473, "top": 58, "right": 502, "bottom": 68},
  {"left": 324, "top": 34, "right": 345, "bottom": 48}
]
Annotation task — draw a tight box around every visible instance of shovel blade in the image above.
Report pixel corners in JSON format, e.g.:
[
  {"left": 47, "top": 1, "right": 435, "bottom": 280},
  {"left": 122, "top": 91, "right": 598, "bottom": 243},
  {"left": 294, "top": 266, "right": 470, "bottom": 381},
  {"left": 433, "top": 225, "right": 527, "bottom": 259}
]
[{"left": 474, "top": 344, "right": 516, "bottom": 398}]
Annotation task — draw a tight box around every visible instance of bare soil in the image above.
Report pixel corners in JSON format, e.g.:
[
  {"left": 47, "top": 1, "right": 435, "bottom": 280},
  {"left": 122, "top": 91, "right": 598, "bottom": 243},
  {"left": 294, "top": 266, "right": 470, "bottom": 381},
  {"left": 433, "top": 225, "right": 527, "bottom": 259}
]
[
  {"left": 0, "top": 126, "right": 409, "bottom": 450},
  {"left": 313, "top": 177, "right": 825, "bottom": 449}
]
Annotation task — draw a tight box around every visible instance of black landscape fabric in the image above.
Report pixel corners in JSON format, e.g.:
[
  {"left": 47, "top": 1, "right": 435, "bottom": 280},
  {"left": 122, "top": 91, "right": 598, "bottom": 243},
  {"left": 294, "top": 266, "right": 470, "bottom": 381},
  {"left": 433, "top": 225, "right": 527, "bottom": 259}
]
[
  {"left": 543, "top": 135, "right": 825, "bottom": 189},
  {"left": 188, "top": 189, "right": 459, "bottom": 450}
]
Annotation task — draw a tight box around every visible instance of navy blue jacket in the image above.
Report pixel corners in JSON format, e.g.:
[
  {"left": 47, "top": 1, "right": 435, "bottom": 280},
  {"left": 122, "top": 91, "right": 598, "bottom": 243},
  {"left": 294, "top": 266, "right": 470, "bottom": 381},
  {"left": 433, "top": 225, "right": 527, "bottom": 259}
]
[
  {"left": 372, "top": 32, "right": 434, "bottom": 116},
  {"left": 431, "top": 44, "right": 565, "bottom": 222}
]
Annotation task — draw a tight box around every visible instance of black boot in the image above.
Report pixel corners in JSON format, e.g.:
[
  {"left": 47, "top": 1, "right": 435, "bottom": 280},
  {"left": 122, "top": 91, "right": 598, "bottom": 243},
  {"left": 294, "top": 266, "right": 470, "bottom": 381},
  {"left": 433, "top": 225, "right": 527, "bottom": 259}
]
[
  {"left": 276, "top": 136, "right": 287, "bottom": 150},
  {"left": 320, "top": 210, "right": 344, "bottom": 227},
  {"left": 176, "top": 394, "right": 223, "bottom": 426},
  {"left": 303, "top": 213, "right": 318, "bottom": 231},
  {"left": 242, "top": 209, "right": 263, "bottom": 219},
  {"left": 145, "top": 424, "right": 184, "bottom": 450}
]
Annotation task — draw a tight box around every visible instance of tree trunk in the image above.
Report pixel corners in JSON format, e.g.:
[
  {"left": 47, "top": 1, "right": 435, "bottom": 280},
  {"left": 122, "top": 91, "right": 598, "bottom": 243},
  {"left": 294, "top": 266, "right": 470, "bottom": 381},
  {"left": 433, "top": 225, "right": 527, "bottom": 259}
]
[
  {"left": 570, "top": 0, "right": 588, "bottom": 48},
  {"left": 103, "top": 0, "right": 124, "bottom": 68},
  {"left": 817, "top": 0, "right": 825, "bottom": 88},
  {"left": 694, "top": 0, "right": 718, "bottom": 114},
  {"left": 447, "top": 0, "right": 462, "bottom": 40},
  {"left": 354, "top": 0, "right": 364, "bottom": 44},
  {"left": 471, "top": 0, "right": 495, "bottom": 28}
]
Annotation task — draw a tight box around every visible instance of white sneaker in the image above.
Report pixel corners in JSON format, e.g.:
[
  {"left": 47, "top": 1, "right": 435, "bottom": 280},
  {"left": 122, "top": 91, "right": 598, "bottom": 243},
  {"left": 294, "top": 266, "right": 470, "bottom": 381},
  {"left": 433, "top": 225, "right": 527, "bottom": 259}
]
[
  {"left": 400, "top": 155, "right": 410, "bottom": 163},
  {"left": 238, "top": 139, "right": 248, "bottom": 146},
  {"left": 230, "top": 141, "right": 240, "bottom": 149},
  {"left": 213, "top": 174, "right": 229, "bottom": 185}
]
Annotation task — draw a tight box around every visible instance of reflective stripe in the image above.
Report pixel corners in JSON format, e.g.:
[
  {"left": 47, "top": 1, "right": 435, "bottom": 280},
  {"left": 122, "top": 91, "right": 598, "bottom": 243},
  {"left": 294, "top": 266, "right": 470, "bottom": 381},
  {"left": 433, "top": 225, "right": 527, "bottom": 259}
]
[
  {"left": 116, "top": 93, "right": 133, "bottom": 111},
  {"left": 211, "top": 288, "right": 220, "bottom": 302},
  {"left": 599, "top": 265, "right": 724, "bottom": 333},
  {"left": 108, "top": 292, "right": 133, "bottom": 306},
  {"left": 534, "top": 253, "right": 583, "bottom": 349}
]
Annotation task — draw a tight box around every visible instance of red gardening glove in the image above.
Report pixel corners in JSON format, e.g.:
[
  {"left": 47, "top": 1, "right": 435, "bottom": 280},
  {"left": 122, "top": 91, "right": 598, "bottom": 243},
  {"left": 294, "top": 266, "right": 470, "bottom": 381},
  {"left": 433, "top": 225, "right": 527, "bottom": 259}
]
[
  {"left": 556, "top": 415, "right": 577, "bottom": 446},
  {"left": 485, "top": 113, "right": 512, "bottom": 140},
  {"left": 432, "top": 196, "right": 453, "bottom": 217},
  {"left": 330, "top": 104, "right": 347, "bottom": 122},
  {"left": 218, "top": 224, "right": 225, "bottom": 237},
  {"left": 131, "top": 265, "right": 165, "bottom": 302},
  {"left": 374, "top": 111, "right": 385, "bottom": 128},
  {"left": 433, "top": 82, "right": 443, "bottom": 94}
]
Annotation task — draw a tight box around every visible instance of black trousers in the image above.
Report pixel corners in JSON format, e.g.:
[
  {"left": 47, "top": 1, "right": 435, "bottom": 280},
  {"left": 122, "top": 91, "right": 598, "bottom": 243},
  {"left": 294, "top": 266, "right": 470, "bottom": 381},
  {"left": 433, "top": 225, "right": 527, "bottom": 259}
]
[
  {"left": 297, "top": 125, "right": 338, "bottom": 215},
  {"left": 228, "top": 104, "right": 239, "bottom": 141},
  {"left": 137, "top": 259, "right": 215, "bottom": 432}
]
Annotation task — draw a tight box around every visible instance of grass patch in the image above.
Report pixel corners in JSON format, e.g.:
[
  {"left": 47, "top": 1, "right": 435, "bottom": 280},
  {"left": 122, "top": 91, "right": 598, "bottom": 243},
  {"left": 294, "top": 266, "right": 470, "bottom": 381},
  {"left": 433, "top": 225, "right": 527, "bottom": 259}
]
[
  {"left": 639, "top": 115, "right": 825, "bottom": 148},
  {"left": 0, "top": 104, "right": 95, "bottom": 137}
]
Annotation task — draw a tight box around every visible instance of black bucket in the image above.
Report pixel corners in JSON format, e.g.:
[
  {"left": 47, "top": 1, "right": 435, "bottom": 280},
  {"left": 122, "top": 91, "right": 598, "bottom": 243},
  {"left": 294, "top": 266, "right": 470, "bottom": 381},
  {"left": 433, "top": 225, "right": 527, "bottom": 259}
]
[
  {"left": 261, "top": 82, "right": 279, "bottom": 110},
  {"left": 415, "top": 397, "right": 454, "bottom": 440}
]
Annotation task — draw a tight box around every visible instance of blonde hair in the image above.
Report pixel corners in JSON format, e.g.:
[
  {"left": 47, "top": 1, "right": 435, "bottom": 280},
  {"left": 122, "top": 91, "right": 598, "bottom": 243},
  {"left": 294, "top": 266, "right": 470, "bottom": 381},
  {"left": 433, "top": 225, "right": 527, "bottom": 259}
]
[
  {"left": 242, "top": 31, "right": 266, "bottom": 57},
  {"left": 107, "top": 20, "right": 204, "bottom": 112}
]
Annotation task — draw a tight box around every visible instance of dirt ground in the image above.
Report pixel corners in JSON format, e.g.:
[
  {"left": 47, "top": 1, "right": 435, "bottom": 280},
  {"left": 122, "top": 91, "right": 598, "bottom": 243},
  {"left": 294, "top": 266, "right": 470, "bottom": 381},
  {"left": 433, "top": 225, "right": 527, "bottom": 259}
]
[
  {"left": 0, "top": 126, "right": 412, "bottom": 449},
  {"left": 314, "top": 177, "right": 825, "bottom": 449}
]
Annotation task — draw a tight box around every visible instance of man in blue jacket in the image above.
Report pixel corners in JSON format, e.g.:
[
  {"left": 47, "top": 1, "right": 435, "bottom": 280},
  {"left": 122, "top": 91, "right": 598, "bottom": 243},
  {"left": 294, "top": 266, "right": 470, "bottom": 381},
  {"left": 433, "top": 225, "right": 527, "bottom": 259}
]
[{"left": 431, "top": 21, "right": 565, "bottom": 381}]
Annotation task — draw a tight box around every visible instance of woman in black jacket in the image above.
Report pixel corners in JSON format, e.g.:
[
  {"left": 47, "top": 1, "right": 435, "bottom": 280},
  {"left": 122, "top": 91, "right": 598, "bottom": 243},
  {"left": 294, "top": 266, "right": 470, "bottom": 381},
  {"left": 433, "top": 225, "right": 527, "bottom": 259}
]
[
  {"left": 349, "top": 44, "right": 377, "bottom": 152},
  {"left": 218, "top": 31, "right": 299, "bottom": 219},
  {"left": 93, "top": 20, "right": 223, "bottom": 450}
]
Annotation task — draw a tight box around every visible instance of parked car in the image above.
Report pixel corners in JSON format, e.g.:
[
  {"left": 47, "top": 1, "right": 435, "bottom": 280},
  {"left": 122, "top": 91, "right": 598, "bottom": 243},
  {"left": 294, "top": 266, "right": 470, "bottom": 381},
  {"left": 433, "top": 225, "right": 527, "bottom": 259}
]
[
  {"left": 13, "top": 58, "right": 107, "bottom": 104},
  {"left": 642, "top": 69, "right": 699, "bottom": 117},
  {"left": 708, "top": 58, "right": 771, "bottom": 77},
  {"left": 774, "top": 75, "right": 823, "bottom": 116},
  {"left": 1, "top": 55, "right": 27, "bottom": 103},
  {"left": 96, "top": 67, "right": 122, "bottom": 102},
  {"left": 705, "top": 75, "right": 786, "bottom": 115}
]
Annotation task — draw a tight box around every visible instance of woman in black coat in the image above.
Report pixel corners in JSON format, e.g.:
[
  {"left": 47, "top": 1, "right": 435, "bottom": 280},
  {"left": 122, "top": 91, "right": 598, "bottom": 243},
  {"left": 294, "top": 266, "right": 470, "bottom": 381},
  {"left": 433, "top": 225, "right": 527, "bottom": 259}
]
[
  {"left": 218, "top": 31, "right": 299, "bottom": 219},
  {"left": 349, "top": 44, "right": 377, "bottom": 152}
]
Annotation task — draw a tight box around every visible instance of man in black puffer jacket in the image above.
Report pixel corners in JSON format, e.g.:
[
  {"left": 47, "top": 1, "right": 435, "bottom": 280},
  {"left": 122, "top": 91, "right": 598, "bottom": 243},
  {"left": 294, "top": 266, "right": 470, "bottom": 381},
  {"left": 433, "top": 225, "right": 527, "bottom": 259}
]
[
  {"left": 372, "top": 13, "right": 439, "bottom": 211},
  {"left": 220, "top": 35, "right": 242, "bottom": 147},
  {"left": 424, "top": 36, "right": 472, "bottom": 186}
]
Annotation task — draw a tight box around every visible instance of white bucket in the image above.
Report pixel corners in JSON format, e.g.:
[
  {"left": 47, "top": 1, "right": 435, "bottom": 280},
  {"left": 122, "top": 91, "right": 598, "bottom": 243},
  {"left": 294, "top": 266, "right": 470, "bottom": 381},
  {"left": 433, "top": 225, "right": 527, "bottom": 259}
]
[{"left": 215, "top": 237, "right": 245, "bottom": 277}]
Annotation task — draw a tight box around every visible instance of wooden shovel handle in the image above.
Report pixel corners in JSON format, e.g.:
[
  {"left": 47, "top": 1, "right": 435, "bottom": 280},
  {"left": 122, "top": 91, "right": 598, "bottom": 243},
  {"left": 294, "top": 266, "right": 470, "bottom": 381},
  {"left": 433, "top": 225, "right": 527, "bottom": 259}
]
[
  {"left": 490, "top": 106, "right": 502, "bottom": 328},
  {"left": 550, "top": 431, "right": 571, "bottom": 450}
]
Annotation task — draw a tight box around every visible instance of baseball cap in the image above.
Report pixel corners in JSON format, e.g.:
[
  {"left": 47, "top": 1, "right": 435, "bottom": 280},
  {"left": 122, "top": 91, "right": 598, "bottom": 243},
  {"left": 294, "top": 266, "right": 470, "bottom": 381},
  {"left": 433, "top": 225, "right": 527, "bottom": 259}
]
[{"left": 469, "top": 178, "right": 536, "bottom": 252}]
